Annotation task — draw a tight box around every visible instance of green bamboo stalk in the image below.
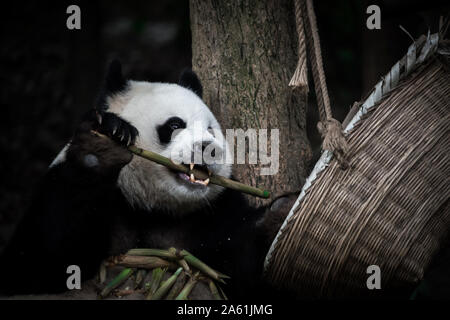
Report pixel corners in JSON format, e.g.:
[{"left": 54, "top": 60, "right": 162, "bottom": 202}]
[
  {"left": 177, "top": 258, "right": 190, "bottom": 272},
  {"left": 175, "top": 272, "right": 200, "bottom": 300},
  {"left": 127, "top": 248, "right": 184, "bottom": 260},
  {"left": 99, "top": 268, "right": 134, "bottom": 298},
  {"left": 149, "top": 267, "right": 183, "bottom": 300},
  {"left": 91, "top": 130, "right": 270, "bottom": 198},
  {"left": 181, "top": 250, "right": 229, "bottom": 283},
  {"left": 165, "top": 271, "right": 187, "bottom": 300},
  {"left": 128, "top": 146, "right": 270, "bottom": 199},
  {"left": 208, "top": 279, "right": 223, "bottom": 300},
  {"left": 146, "top": 268, "right": 167, "bottom": 299}
]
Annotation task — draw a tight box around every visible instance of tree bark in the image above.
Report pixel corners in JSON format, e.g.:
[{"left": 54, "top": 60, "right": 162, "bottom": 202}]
[{"left": 190, "top": 0, "right": 312, "bottom": 206}]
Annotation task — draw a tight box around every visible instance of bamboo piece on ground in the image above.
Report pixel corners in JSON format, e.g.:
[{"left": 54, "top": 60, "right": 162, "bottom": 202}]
[
  {"left": 208, "top": 279, "right": 223, "bottom": 300},
  {"left": 149, "top": 267, "right": 183, "bottom": 300},
  {"left": 146, "top": 268, "right": 167, "bottom": 299},
  {"left": 181, "top": 250, "right": 230, "bottom": 283},
  {"left": 127, "top": 248, "right": 184, "bottom": 260},
  {"left": 175, "top": 272, "right": 200, "bottom": 300},
  {"left": 134, "top": 269, "right": 147, "bottom": 289},
  {"left": 100, "top": 268, "right": 134, "bottom": 298},
  {"left": 166, "top": 271, "right": 188, "bottom": 300},
  {"left": 117, "top": 255, "right": 177, "bottom": 270},
  {"left": 98, "top": 261, "right": 107, "bottom": 284}
]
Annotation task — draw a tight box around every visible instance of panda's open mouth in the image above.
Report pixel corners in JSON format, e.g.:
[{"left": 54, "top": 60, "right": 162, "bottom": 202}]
[{"left": 176, "top": 163, "right": 211, "bottom": 187}]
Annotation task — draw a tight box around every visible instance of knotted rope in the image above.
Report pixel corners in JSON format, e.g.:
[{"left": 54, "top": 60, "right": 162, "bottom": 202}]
[{"left": 291, "top": 0, "right": 349, "bottom": 169}]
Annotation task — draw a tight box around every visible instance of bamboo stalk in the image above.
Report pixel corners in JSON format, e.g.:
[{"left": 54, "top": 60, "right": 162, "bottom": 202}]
[
  {"left": 99, "top": 268, "right": 134, "bottom": 298},
  {"left": 127, "top": 248, "right": 184, "bottom": 260},
  {"left": 181, "top": 250, "right": 229, "bottom": 283},
  {"left": 149, "top": 267, "right": 183, "bottom": 300},
  {"left": 98, "top": 261, "right": 107, "bottom": 284},
  {"left": 175, "top": 272, "right": 200, "bottom": 300},
  {"left": 208, "top": 279, "right": 223, "bottom": 300},
  {"left": 177, "top": 258, "right": 190, "bottom": 272},
  {"left": 166, "top": 271, "right": 187, "bottom": 300},
  {"left": 117, "top": 255, "right": 177, "bottom": 270},
  {"left": 146, "top": 268, "right": 166, "bottom": 299},
  {"left": 90, "top": 130, "right": 270, "bottom": 198},
  {"left": 134, "top": 269, "right": 147, "bottom": 289},
  {"left": 217, "top": 284, "right": 228, "bottom": 301},
  {"left": 129, "top": 145, "right": 270, "bottom": 198}
]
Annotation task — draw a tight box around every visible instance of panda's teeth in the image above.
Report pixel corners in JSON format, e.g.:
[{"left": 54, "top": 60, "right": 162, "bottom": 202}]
[
  {"left": 190, "top": 163, "right": 194, "bottom": 171},
  {"left": 190, "top": 173, "right": 195, "bottom": 182},
  {"left": 194, "top": 178, "right": 209, "bottom": 186}
]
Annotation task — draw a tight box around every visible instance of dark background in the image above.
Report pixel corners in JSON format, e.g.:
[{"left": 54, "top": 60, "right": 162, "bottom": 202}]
[{"left": 0, "top": 0, "right": 448, "bottom": 251}]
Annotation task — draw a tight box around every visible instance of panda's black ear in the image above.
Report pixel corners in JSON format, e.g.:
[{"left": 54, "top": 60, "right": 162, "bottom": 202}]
[
  {"left": 96, "top": 60, "right": 128, "bottom": 111},
  {"left": 178, "top": 69, "right": 203, "bottom": 98},
  {"left": 105, "top": 59, "right": 127, "bottom": 95}
]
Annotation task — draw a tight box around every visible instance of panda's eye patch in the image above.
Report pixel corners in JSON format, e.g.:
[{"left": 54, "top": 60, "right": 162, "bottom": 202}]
[{"left": 157, "top": 117, "right": 186, "bottom": 144}]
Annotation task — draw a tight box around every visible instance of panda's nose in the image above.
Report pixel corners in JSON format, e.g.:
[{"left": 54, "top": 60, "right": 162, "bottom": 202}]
[
  {"left": 202, "top": 141, "right": 215, "bottom": 157},
  {"left": 191, "top": 141, "right": 215, "bottom": 163}
]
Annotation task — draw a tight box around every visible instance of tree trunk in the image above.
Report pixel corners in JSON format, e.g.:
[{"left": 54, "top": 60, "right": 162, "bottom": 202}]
[{"left": 190, "top": 0, "right": 312, "bottom": 206}]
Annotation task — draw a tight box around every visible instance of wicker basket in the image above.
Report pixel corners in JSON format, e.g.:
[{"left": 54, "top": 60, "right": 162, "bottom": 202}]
[{"left": 264, "top": 34, "right": 450, "bottom": 298}]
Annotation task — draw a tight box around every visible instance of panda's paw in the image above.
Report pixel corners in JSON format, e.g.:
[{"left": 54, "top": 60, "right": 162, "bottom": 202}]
[
  {"left": 97, "top": 112, "right": 138, "bottom": 147},
  {"left": 68, "top": 110, "right": 138, "bottom": 174},
  {"left": 256, "top": 193, "right": 299, "bottom": 245}
]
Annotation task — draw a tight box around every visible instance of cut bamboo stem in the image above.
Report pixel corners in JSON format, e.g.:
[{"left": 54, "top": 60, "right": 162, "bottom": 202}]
[
  {"left": 146, "top": 267, "right": 166, "bottom": 299},
  {"left": 90, "top": 130, "right": 270, "bottom": 198},
  {"left": 208, "top": 279, "right": 223, "bottom": 300},
  {"left": 175, "top": 272, "right": 200, "bottom": 300},
  {"left": 181, "top": 250, "right": 229, "bottom": 283},
  {"left": 149, "top": 267, "right": 183, "bottom": 300},
  {"left": 166, "top": 271, "right": 187, "bottom": 300},
  {"left": 99, "top": 268, "right": 134, "bottom": 298},
  {"left": 117, "top": 255, "right": 177, "bottom": 270}
]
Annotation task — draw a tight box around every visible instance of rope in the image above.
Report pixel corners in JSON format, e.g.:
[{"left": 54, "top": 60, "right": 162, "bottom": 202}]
[
  {"left": 296, "top": 0, "right": 349, "bottom": 169},
  {"left": 289, "top": 0, "right": 309, "bottom": 91}
]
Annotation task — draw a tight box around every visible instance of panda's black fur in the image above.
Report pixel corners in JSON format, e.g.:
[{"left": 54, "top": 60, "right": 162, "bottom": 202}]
[{"left": 0, "top": 62, "right": 294, "bottom": 298}]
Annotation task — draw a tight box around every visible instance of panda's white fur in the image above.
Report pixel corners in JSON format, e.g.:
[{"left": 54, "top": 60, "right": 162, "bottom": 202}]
[{"left": 52, "top": 80, "right": 232, "bottom": 214}]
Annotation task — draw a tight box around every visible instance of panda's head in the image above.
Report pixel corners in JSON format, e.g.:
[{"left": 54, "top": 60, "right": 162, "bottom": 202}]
[{"left": 100, "top": 61, "right": 232, "bottom": 214}]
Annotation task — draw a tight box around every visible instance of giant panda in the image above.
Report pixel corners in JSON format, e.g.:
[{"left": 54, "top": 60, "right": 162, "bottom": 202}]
[{"left": 0, "top": 61, "right": 295, "bottom": 298}]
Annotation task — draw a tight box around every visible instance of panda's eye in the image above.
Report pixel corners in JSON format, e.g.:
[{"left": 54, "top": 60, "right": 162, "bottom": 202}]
[
  {"left": 157, "top": 117, "right": 186, "bottom": 144},
  {"left": 169, "top": 119, "right": 184, "bottom": 130}
]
